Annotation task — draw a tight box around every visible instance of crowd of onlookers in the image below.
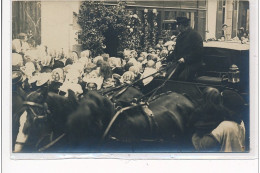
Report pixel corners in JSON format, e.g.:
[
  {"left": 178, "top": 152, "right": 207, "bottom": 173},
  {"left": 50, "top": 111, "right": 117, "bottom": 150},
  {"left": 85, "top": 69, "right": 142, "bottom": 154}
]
[{"left": 12, "top": 33, "right": 178, "bottom": 98}]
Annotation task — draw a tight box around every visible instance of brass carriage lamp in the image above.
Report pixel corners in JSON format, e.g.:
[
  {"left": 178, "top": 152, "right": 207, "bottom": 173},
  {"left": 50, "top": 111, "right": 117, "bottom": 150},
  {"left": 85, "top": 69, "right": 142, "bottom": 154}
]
[{"left": 228, "top": 64, "right": 240, "bottom": 83}]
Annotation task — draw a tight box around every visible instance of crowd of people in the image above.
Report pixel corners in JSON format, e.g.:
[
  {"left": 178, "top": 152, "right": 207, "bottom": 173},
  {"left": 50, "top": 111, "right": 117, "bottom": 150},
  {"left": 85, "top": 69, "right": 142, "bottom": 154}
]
[{"left": 12, "top": 36, "right": 177, "bottom": 99}]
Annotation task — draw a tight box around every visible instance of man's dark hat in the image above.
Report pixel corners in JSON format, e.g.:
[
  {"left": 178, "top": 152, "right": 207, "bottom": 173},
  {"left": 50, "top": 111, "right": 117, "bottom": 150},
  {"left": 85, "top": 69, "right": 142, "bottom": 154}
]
[{"left": 176, "top": 17, "right": 190, "bottom": 25}]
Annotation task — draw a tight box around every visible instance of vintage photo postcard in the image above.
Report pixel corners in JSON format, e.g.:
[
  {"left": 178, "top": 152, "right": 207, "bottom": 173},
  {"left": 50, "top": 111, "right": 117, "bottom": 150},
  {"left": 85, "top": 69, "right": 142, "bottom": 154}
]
[{"left": 8, "top": 0, "right": 258, "bottom": 159}]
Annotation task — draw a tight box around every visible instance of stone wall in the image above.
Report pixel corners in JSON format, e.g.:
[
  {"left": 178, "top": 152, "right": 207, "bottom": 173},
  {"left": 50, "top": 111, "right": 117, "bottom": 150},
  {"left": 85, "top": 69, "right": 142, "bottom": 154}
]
[{"left": 41, "top": 1, "right": 80, "bottom": 54}]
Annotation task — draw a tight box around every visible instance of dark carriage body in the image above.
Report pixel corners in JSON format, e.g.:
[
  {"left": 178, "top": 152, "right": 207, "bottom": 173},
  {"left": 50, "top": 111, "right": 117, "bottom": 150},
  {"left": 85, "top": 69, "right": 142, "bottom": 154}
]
[
  {"left": 201, "top": 41, "right": 249, "bottom": 99},
  {"left": 144, "top": 41, "right": 250, "bottom": 103}
]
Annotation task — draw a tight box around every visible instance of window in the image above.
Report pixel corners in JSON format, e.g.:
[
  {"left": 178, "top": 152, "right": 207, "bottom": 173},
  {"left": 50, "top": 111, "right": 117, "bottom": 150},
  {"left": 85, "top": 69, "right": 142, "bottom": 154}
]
[{"left": 161, "top": 11, "right": 195, "bottom": 31}]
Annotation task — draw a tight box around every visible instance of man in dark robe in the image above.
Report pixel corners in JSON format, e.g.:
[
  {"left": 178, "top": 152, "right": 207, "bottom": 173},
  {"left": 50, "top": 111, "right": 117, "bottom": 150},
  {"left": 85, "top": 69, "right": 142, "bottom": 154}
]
[{"left": 167, "top": 17, "right": 203, "bottom": 81}]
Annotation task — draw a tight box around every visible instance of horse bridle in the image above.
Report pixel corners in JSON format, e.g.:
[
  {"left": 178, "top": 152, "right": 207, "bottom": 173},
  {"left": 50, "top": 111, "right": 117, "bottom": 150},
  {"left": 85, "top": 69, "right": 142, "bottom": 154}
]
[
  {"left": 23, "top": 101, "right": 51, "bottom": 122},
  {"left": 14, "top": 101, "right": 51, "bottom": 149},
  {"left": 100, "top": 95, "right": 165, "bottom": 144},
  {"left": 19, "top": 101, "right": 67, "bottom": 152}
]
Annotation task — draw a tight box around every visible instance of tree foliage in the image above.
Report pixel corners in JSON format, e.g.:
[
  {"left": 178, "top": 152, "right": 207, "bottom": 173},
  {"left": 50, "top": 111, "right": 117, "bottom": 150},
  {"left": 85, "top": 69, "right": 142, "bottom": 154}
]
[{"left": 77, "top": 1, "right": 143, "bottom": 56}]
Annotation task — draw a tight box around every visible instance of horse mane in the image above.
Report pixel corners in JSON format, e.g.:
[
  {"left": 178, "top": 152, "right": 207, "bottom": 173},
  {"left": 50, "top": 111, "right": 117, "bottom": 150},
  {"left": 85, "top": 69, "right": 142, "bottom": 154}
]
[{"left": 47, "top": 90, "right": 78, "bottom": 111}]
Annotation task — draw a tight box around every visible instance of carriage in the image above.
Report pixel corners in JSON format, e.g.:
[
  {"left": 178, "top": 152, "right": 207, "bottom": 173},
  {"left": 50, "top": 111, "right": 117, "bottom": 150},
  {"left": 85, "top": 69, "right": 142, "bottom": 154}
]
[
  {"left": 112, "top": 41, "right": 249, "bottom": 151},
  {"left": 144, "top": 41, "right": 249, "bottom": 102}
]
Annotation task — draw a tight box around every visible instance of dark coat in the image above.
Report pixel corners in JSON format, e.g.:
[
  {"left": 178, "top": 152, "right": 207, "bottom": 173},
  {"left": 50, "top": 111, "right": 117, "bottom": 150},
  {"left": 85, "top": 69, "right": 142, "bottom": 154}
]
[
  {"left": 112, "top": 67, "right": 124, "bottom": 76},
  {"left": 49, "top": 82, "right": 63, "bottom": 94},
  {"left": 167, "top": 28, "right": 203, "bottom": 81}
]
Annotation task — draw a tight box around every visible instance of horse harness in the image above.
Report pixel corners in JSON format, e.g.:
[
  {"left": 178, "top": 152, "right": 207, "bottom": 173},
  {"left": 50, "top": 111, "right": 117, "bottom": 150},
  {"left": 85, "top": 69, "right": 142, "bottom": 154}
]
[
  {"left": 23, "top": 101, "right": 51, "bottom": 123},
  {"left": 17, "top": 101, "right": 65, "bottom": 152},
  {"left": 101, "top": 91, "right": 174, "bottom": 143},
  {"left": 14, "top": 101, "right": 49, "bottom": 148},
  {"left": 140, "top": 103, "right": 160, "bottom": 136}
]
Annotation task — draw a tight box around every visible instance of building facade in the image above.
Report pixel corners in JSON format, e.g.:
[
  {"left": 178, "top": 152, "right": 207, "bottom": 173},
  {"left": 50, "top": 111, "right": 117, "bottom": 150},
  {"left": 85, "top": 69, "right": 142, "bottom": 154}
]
[{"left": 12, "top": 0, "right": 249, "bottom": 53}]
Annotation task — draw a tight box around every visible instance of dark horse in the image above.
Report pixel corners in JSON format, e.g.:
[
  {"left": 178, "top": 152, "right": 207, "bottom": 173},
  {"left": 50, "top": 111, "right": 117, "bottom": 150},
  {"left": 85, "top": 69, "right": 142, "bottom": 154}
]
[
  {"left": 66, "top": 91, "right": 195, "bottom": 152},
  {"left": 14, "top": 84, "right": 246, "bottom": 152},
  {"left": 13, "top": 86, "right": 144, "bottom": 152},
  {"left": 13, "top": 87, "right": 78, "bottom": 152}
]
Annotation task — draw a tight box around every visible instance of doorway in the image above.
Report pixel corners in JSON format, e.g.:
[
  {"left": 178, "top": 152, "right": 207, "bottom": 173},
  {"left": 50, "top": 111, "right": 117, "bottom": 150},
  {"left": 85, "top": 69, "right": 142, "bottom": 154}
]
[{"left": 103, "top": 26, "right": 119, "bottom": 57}]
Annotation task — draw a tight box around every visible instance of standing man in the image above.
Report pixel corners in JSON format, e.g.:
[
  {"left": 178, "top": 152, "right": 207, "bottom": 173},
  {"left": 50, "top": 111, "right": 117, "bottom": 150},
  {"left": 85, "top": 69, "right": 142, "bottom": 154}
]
[
  {"left": 221, "top": 24, "right": 229, "bottom": 41},
  {"left": 12, "top": 33, "right": 30, "bottom": 55},
  {"left": 167, "top": 17, "right": 203, "bottom": 81}
]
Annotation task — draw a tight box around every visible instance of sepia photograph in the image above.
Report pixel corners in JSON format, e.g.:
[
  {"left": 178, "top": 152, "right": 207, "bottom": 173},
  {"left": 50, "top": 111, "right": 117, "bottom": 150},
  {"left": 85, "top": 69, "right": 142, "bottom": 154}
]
[{"left": 11, "top": 0, "right": 252, "bottom": 155}]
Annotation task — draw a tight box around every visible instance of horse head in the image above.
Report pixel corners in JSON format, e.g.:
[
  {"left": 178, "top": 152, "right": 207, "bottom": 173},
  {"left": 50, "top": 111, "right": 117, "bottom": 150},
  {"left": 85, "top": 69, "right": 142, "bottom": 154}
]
[
  {"left": 14, "top": 88, "right": 79, "bottom": 152},
  {"left": 46, "top": 89, "right": 79, "bottom": 120},
  {"left": 14, "top": 87, "right": 50, "bottom": 152},
  {"left": 67, "top": 91, "right": 115, "bottom": 146},
  {"left": 24, "top": 87, "right": 50, "bottom": 130}
]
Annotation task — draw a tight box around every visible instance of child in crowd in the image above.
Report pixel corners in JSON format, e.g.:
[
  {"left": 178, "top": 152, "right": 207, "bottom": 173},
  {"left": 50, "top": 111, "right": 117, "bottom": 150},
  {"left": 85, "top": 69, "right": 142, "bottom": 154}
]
[
  {"left": 109, "top": 57, "right": 124, "bottom": 76},
  {"left": 93, "top": 56, "right": 104, "bottom": 65},
  {"left": 142, "top": 60, "right": 157, "bottom": 86},
  {"left": 81, "top": 50, "right": 91, "bottom": 59},
  {"left": 154, "top": 45, "right": 162, "bottom": 55},
  {"left": 101, "top": 53, "right": 110, "bottom": 62},
  {"left": 39, "top": 55, "right": 53, "bottom": 73},
  {"left": 59, "top": 69, "right": 83, "bottom": 97},
  {"left": 122, "top": 49, "right": 131, "bottom": 67},
  {"left": 156, "top": 37, "right": 164, "bottom": 48},
  {"left": 121, "top": 71, "right": 135, "bottom": 84},
  {"left": 147, "top": 47, "right": 154, "bottom": 53},
  {"left": 80, "top": 50, "right": 92, "bottom": 64},
  {"left": 49, "top": 68, "right": 64, "bottom": 93},
  {"left": 129, "top": 65, "right": 141, "bottom": 80},
  {"left": 12, "top": 53, "right": 24, "bottom": 71},
  {"left": 130, "top": 50, "right": 138, "bottom": 59},
  {"left": 140, "top": 52, "right": 148, "bottom": 59},
  {"left": 160, "top": 49, "right": 169, "bottom": 60},
  {"left": 70, "top": 51, "right": 80, "bottom": 64},
  {"left": 139, "top": 52, "right": 148, "bottom": 66}
]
